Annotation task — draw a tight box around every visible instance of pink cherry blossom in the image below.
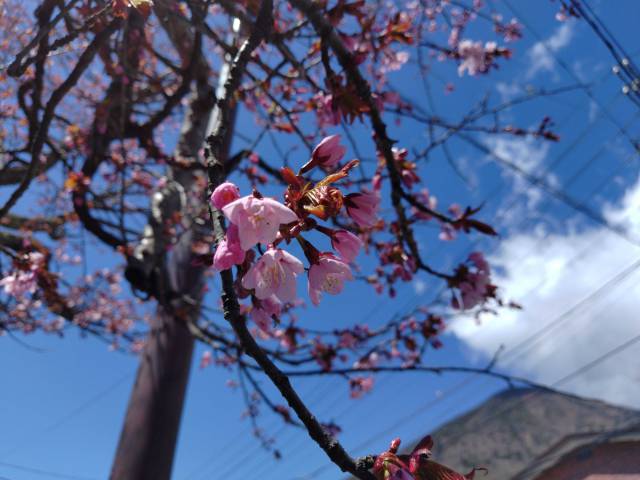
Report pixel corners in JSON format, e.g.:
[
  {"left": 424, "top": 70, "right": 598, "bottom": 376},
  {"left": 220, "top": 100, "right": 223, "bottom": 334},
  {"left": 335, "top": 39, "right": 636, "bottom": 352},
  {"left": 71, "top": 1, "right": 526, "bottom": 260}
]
[
  {"left": 223, "top": 195, "right": 299, "bottom": 250},
  {"left": 331, "top": 230, "right": 362, "bottom": 263},
  {"left": 199, "top": 351, "right": 213, "bottom": 369},
  {"left": 250, "top": 295, "right": 281, "bottom": 332},
  {"left": 498, "top": 18, "right": 523, "bottom": 42},
  {"left": 312, "top": 134, "right": 346, "bottom": 170},
  {"left": 0, "top": 252, "right": 44, "bottom": 298},
  {"left": 210, "top": 182, "right": 240, "bottom": 210},
  {"left": 242, "top": 248, "right": 304, "bottom": 303},
  {"left": 469, "top": 251, "right": 489, "bottom": 271},
  {"left": 308, "top": 254, "right": 353, "bottom": 306},
  {"left": 349, "top": 376, "right": 374, "bottom": 399},
  {"left": 439, "top": 224, "right": 456, "bottom": 241},
  {"left": 412, "top": 189, "right": 438, "bottom": 221},
  {"left": 213, "top": 224, "right": 245, "bottom": 271},
  {"left": 457, "top": 39, "right": 508, "bottom": 77},
  {"left": 313, "top": 92, "right": 341, "bottom": 127},
  {"left": 457, "top": 40, "right": 486, "bottom": 76},
  {"left": 381, "top": 50, "right": 409, "bottom": 73},
  {"left": 453, "top": 252, "right": 492, "bottom": 310},
  {"left": 345, "top": 191, "right": 380, "bottom": 228}
]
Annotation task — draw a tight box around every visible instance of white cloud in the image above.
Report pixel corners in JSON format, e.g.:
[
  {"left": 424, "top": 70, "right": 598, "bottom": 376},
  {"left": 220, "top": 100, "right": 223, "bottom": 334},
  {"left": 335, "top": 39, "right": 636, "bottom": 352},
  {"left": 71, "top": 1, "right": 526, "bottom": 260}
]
[
  {"left": 413, "top": 279, "right": 427, "bottom": 295},
  {"left": 495, "top": 82, "right": 522, "bottom": 102},
  {"left": 526, "top": 22, "right": 575, "bottom": 79},
  {"left": 450, "top": 175, "right": 640, "bottom": 408},
  {"left": 485, "top": 136, "right": 554, "bottom": 218}
]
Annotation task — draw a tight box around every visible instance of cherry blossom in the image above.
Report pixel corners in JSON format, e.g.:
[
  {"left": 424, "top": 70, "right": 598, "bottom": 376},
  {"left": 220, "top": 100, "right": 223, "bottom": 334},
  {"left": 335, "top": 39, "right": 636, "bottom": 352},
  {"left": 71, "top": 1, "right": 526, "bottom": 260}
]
[
  {"left": 373, "top": 436, "right": 486, "bottom": 480},
  {"left": 308, "top": 254, "right": 353, "bottom": 305},
  {"left": 348, "top": 376, "right": 374, "bottom": 399},
  {"left": 412, "top": 189, "right": 438, "bottom": 221},
  {"left": 313, "top": 92, "right": 341, "bottom": 127},
  {"left": 452, "top": 251, "right": 494, "bottom": 310},
  {"left": 0, "top": 252, "right": 44, "bottom": 298},
  {"left": 250, "top": 295, "right": 282, "bottom": 332},
  {"left": 223, "top": 195, "right": 299, "bottom": 250},
  {"left": 456, "top": 39, "right": 509, "bottom": 76},
  {"left": 242, "top": 248, "right": 304, "bottom": 304}
]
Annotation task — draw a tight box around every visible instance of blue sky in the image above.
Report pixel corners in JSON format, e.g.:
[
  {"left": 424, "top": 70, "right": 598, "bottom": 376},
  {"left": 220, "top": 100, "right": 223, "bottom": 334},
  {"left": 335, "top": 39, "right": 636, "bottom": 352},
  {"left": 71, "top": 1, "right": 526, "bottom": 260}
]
[{"left": 1, "top": 1, "right": 640, "bottom": 479}]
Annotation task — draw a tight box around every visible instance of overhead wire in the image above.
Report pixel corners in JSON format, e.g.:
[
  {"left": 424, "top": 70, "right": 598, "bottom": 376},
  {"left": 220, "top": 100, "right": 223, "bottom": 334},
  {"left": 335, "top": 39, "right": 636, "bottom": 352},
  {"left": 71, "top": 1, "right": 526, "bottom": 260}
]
[
  {"left": 0, "top": 461, "right": 98, "bottom": 480},
  {"left": 229, "top": 54, "right": 640, "bottom": 480},
  {"left": 569, "top": 0, "right": 640, "bottom": 107},
  {"left": 501, "top": 0, "right": 640, "bottom": 152},
  {"left": 287, "top": 107, "right": 640, "bottom": 477},
  {"left": 291, "top": 254, "right": 640, "bottom": 479},
  {"left": 184, "top": 299, "right": 396, "bottom": 480},
  {"left": 0, "top": 371, "right": 134, "bottom": 460},
  {"left": 197, "top": 6, "right": 640, "bottom": 480}
]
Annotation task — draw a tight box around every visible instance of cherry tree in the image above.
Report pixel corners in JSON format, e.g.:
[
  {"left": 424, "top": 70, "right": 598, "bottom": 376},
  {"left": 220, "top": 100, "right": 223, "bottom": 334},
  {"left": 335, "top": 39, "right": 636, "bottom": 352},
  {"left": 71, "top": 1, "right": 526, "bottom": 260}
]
[{"left": 0, "top": 0, "right": 567, "bottom": 478}]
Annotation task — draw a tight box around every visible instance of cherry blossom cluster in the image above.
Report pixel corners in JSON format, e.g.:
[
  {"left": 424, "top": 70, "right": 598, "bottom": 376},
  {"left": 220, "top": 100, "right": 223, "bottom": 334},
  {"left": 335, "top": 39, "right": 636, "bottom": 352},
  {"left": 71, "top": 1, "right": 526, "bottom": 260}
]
[
  {"left": 373, "top": 435, "right": 486, "bottom": 480},
  {"left": 450, "top": 251, "right": 495, "bottom": 310},
  {"left": 210, "top": 135, "right": 380, "bottom": 329},
  {"left": 0, "top": 248, "right": 142, "bottom": 344},
  {"left": 0, "top": 251, "right": 45, "bottom": 299},
  {"left": 553, "top": 1, "right": 581, "bottom": 21},
  {"left": 455, "top": 40, "right": 512, "bottom": 77}
]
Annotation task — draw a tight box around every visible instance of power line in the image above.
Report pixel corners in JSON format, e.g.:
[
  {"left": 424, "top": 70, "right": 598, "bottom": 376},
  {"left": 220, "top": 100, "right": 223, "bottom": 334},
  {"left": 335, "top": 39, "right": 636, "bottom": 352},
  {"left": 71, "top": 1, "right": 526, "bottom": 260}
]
[
  {"left": 0, "top": 371, "right": 134, "bottom": 460},
  {"left": 226, "top": 276, "right": 467, "bottom": 479},
  {"left": 219, "top": 280, "right": 444, "bottom": 480},
  {"left": 295, "top": 326, "right": 640, "bottom": 480},
  {"left": 292, "top": 254, "right": 640, "bottom": 479},
  {"left": 278, "top": 120, "right": 640, "bottom": 480},
  {"left": 0, "top": 461, "right": 98, "bottom": 480},
  {"left": 338, "top": 95, "right": 640, "bottom": 472},
  {"left": 185, "top": 299, "right": 396, "bottom": 480},
  {"left": 460, "top": 132, "right": 640, "bottom": 246},
  {"left": 439, "top": 327, "right": 640, "bottom": 451},
  {"left": 579, "top": 1, "right": 640, "bottom": 72},
  {"left": 501, "top": 0, "right": 640, "bottom": 152},
  {"left": 490, "top": 258, "right": 640, "bottom": 365},
  {"left": 216, "top": 9, "right": 640, "bottom": 478},
  {"left": 407, "top": 69, "right": 639, "bottom": 305},
  {"left": 569, "top": 0, "right": 640, "bottom": 108}
]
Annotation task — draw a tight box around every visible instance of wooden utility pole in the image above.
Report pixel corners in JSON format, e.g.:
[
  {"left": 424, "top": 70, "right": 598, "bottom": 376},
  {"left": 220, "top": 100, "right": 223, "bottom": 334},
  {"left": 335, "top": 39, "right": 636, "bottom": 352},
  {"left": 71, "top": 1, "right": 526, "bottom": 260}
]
[{"left": 110, "top": 6, "right": 240, "bottom": 478}]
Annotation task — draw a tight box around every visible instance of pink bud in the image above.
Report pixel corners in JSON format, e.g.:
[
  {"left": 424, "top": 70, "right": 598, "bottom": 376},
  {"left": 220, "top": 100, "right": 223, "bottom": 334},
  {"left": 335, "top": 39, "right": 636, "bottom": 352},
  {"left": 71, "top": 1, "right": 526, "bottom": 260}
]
[
  {"left": 213, "top": 224, "right": 245, "bottom": 271},
  {"left": 300, "top": 135, "right": 346, "bottom": 173},
  {"left": 210, "top": 182, "right": 240, "bottom": 210},
  {"left": 345, "top": 191, "right": 380, "bottom": 228},
  {"left": 331, "top": 230, "right": 362, "bottom": 263},
  {"left": 313, "top": 135, "right": 345, "bottom": 168}
]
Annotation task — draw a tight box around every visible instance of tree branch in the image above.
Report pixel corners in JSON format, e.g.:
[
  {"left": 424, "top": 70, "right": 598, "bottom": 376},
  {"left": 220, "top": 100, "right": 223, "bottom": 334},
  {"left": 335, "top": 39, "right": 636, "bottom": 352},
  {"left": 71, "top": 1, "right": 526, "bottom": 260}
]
[{"left": 204, "top": 2, "right": 375, "bottom": 478}]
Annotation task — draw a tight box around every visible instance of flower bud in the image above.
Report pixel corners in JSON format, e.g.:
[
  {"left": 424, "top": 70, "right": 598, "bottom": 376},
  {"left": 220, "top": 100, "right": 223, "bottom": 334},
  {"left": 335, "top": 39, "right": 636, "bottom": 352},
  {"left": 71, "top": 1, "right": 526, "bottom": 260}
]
[{"left": 210, "top": 182, "right": 240, "bottom": 210}]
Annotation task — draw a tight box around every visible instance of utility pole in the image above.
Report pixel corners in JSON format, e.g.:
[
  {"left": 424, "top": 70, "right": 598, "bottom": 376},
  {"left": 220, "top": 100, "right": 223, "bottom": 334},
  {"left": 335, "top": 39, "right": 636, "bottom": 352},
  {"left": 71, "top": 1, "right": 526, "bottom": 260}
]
[{"left": 110, "top": 6, "right": 241, "bottom": 479}]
